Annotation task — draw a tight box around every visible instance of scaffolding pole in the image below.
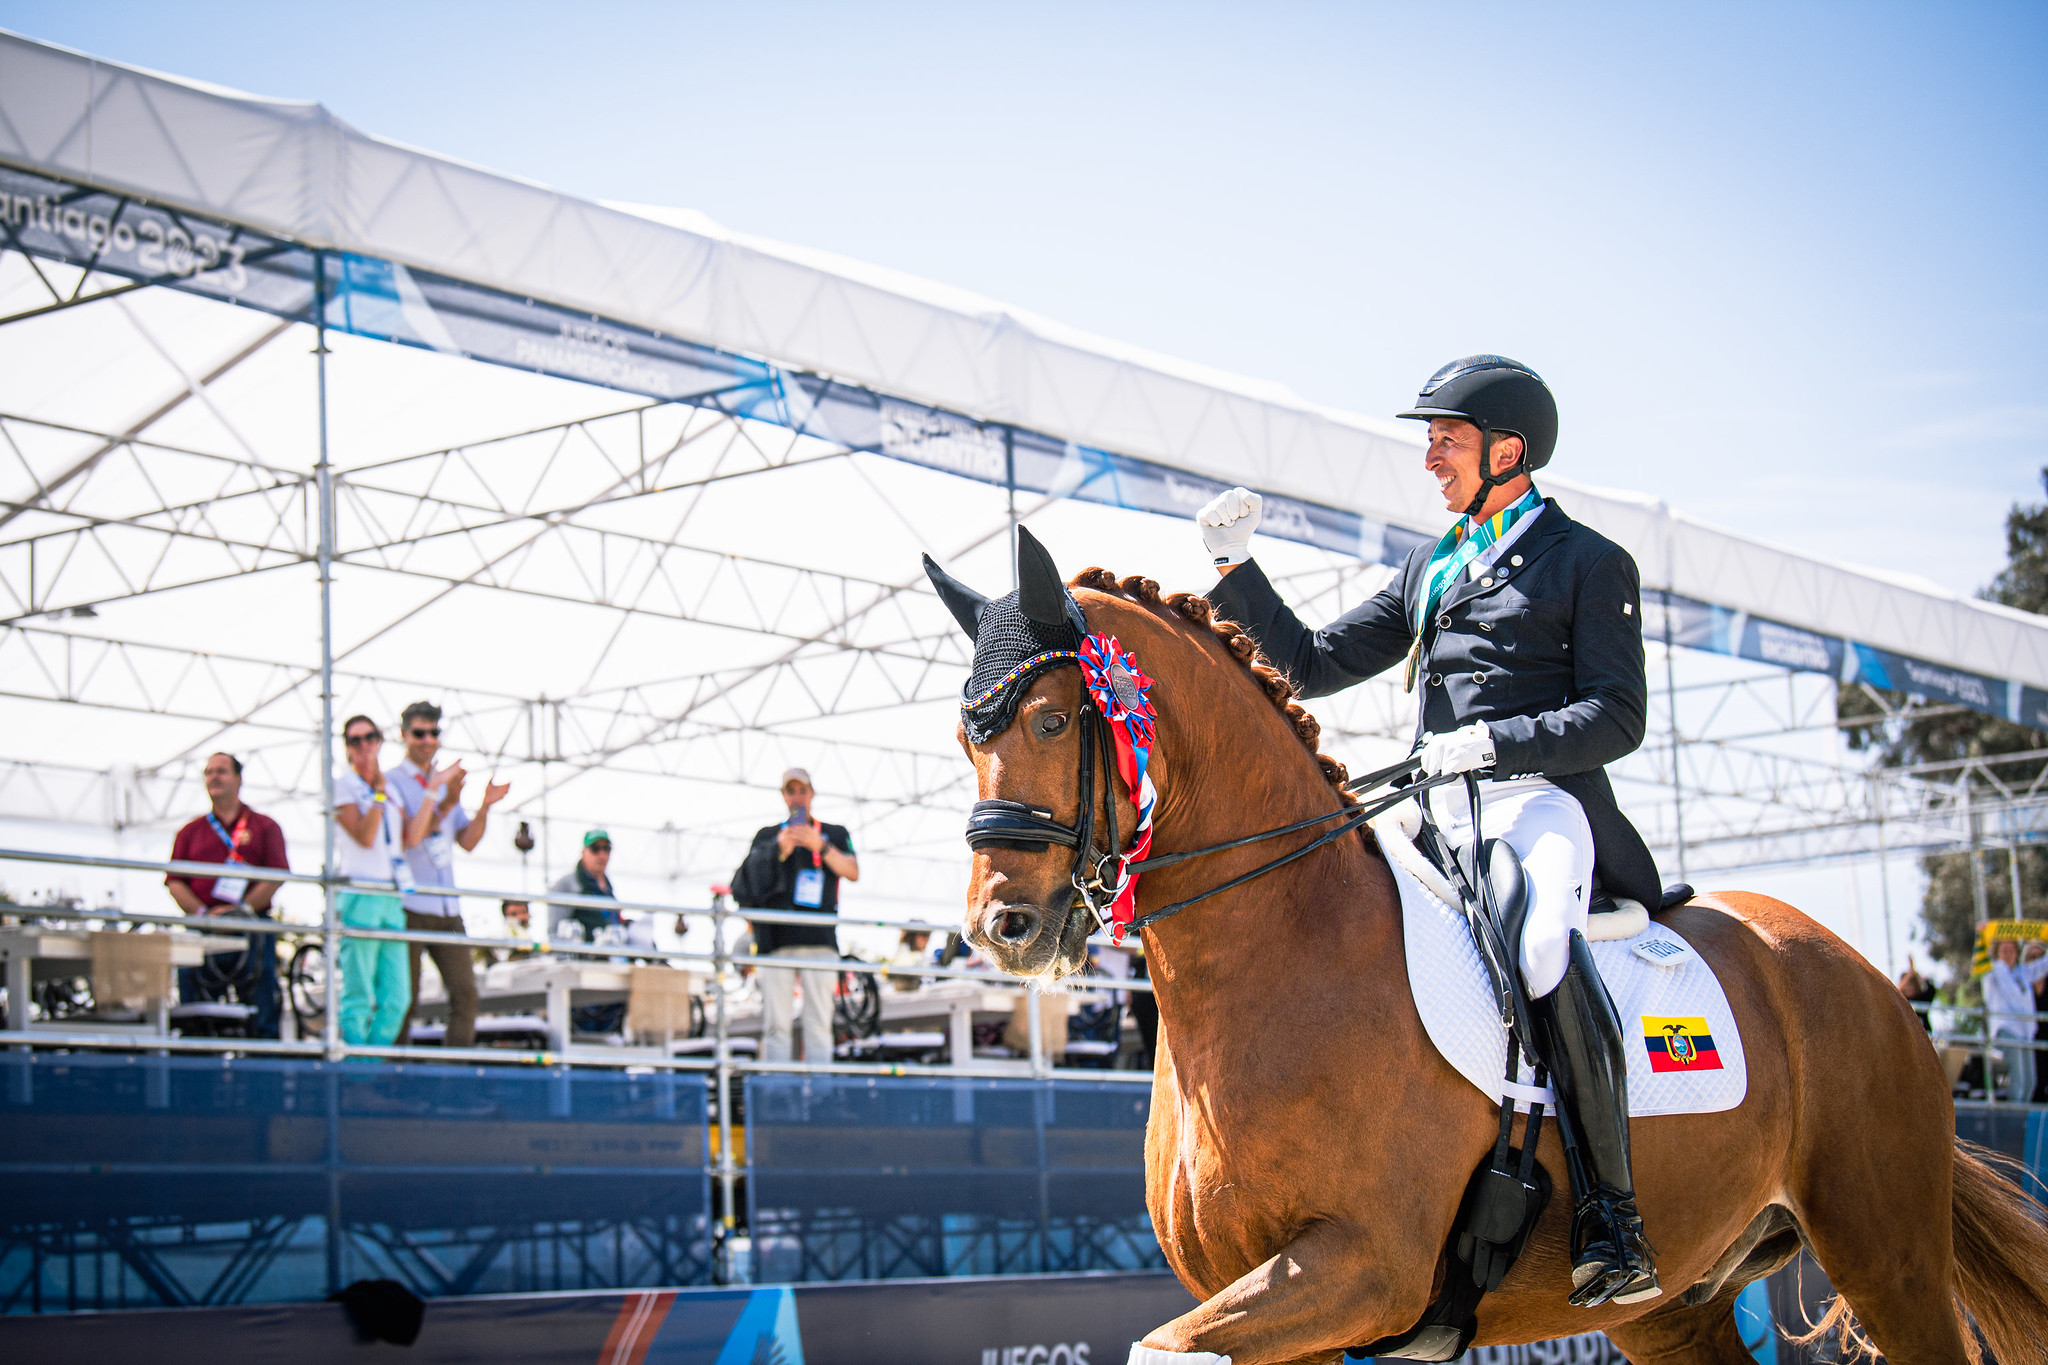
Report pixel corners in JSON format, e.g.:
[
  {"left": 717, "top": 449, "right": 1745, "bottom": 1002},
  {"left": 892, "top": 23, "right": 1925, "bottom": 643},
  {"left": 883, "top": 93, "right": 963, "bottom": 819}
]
[{"left": 312, "top": 251, "right": 343, "bottom": 1295}]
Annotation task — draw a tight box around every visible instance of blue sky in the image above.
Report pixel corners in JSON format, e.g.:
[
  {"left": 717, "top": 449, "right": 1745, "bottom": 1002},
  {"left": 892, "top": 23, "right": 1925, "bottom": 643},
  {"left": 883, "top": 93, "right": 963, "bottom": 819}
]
[{"left": 5, "top": 1, "right": 2045, "bottom": 594}]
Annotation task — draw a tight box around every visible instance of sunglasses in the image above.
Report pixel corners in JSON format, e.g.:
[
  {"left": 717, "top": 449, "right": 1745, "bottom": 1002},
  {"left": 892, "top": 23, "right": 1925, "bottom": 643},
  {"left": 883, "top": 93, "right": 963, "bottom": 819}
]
[
  {"left": 409, "top": 727, "right": 441, "bottom": 738},
  {"left": 345, "top": 732, "right": 382, "bottom": 747},
  {"left": 588, "top": 843, "right": 613, "bottom": 854}
]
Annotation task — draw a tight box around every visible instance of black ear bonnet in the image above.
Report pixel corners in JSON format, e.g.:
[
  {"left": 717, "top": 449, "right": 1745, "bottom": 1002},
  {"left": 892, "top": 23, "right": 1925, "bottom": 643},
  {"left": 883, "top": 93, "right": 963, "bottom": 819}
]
[{"left": 924, "top": 528, "right": 1087, "bottom": 743}]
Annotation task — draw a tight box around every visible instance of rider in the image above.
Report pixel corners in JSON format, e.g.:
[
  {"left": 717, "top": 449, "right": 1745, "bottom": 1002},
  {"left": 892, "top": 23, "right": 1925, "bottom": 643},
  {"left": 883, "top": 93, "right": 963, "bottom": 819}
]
[{"left": 1198, "top": 355, "right": 1663, "bottom": 1309}]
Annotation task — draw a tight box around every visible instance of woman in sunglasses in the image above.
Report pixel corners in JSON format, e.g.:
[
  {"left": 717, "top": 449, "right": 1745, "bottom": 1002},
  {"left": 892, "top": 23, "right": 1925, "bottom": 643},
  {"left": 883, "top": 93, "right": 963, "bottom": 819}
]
[{"left": 332, "top": 715, "right": 413, "bottom": 1047}]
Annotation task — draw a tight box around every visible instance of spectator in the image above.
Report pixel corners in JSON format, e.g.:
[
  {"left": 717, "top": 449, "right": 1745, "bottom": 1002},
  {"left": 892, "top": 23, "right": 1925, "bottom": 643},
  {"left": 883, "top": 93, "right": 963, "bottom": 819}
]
[
  {"left": 1985, "top": 937, "right": 2048, "bottom": 1103},
  {"left": 388, "top": 701, "right": 509, "bottom": 1049},
  {"left": 548, "top": 831, "right": 620, "bottom": 941},
  {"left": 887, "top": 928, "right": 933, "bottom": 990},
  {"left": 1896, "top": 958, "right": 1937, "bottom": 1035},
  {"left": 732, "top": 768, "right": 858, "bottom": 1062},
  {"left": 333, "top": 714, "right": 417, "bottom": 1047},
  {"left": 500, "top": 900, "right": 534, "bottom": 951},
  {"left": 165, "top": 752, "right": 287, "bottom": 1037}
]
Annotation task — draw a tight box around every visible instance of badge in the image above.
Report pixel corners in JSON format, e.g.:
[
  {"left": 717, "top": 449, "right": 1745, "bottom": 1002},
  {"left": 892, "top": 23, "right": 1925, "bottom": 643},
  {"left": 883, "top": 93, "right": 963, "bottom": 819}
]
[{"left": 794, "top": 867, "right": 825, "bottom": 908}]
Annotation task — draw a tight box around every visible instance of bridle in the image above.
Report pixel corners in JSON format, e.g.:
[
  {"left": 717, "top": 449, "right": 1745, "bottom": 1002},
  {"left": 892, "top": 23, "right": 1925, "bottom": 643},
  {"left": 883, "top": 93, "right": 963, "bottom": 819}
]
[
  {"left": 965, "top": 665, "right": 1463, "bottom": 938},
  {"left": 965, "top": 701, "right": 1127, "bottom": 926}
]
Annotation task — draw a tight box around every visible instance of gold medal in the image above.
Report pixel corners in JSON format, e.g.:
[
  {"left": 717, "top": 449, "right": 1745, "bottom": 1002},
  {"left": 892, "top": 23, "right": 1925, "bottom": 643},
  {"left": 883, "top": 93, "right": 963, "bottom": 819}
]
[{"left": 1402, "top": 634, "right": 1422, "bottom": 693}]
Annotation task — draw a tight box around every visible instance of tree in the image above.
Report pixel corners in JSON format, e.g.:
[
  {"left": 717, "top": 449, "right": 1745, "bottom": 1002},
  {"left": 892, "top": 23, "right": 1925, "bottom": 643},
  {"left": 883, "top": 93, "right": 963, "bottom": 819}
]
[{"left": 1839, "top": 472, "right": 2048, "bottom": 983}]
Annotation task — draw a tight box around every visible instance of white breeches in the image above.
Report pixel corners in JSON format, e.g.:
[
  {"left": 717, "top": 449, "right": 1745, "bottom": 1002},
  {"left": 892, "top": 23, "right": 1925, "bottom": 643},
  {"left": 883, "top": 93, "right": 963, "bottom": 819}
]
[{"left": 1428, "top": 777, "right": 1594, "bottom": 999}]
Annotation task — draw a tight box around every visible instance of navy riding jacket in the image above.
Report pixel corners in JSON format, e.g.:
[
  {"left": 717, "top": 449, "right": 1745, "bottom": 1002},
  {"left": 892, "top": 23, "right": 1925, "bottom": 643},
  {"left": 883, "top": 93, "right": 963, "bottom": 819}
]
[{"left": 1206, "top": 498, "right": 1662, "bottom": 907}]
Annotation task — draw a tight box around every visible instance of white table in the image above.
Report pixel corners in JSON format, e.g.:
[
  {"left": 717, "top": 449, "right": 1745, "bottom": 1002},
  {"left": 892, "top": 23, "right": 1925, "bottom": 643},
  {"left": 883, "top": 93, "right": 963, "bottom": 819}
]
[
  {"left": 0, "top": 925, "right": 249, "bottom": 1035},
  {"left": 412, "top": 955, "right": 694, "bottom": 1050}
]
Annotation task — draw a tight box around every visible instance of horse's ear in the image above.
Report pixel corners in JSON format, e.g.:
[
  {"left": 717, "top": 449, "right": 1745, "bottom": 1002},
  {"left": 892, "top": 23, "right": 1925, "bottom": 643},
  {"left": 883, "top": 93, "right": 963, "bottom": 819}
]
[
  {"left": 923, "top": 553, "right": 988, "bottom": 642},
  {"left": 1016, "top": 527, "right": 1069, "bottom": 628}
]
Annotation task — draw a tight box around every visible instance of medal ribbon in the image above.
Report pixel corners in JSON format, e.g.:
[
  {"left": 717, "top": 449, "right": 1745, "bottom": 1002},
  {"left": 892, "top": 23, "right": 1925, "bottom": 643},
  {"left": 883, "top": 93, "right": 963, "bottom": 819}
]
[
  {"left": 1415, "top": 485, "right": 1542, "bottom": 634},
  {"left": 1076, "top": 633, "right": 1158, "bottom": 942}
]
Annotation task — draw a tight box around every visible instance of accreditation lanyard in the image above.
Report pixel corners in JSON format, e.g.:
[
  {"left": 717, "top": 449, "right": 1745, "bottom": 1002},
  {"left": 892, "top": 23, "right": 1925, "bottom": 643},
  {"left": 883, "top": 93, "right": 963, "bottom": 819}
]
[
  {"left": 205, "top": 810, "right": 248, "bottom": 862},
  {"left": 371, "top": 788, "right": 416, "bottom": 892},
  {"left": 205, "top": 810, "right": 251, "bottom": 906}
]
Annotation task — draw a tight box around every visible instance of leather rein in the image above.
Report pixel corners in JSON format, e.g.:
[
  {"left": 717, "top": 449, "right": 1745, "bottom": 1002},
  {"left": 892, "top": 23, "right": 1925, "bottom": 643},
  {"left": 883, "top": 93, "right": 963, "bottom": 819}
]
[{"left": 966, "top": 693, "right": 1463, "bottom": 935}]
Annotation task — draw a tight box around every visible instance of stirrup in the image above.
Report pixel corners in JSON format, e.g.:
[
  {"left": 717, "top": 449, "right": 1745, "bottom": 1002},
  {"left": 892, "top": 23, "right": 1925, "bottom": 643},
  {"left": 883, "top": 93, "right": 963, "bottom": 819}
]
[{"left": 1566, "top": 1191, "right": 1660, "bottom": 1308}]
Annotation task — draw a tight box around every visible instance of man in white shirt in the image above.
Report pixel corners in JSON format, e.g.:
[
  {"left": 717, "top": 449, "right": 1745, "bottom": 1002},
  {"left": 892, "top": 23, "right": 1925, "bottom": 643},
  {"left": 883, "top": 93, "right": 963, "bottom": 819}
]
[
  {"left": 386, "top": 701, "right": 508, "bottom": 1049},
  {"left": 1985, "top": 936, "right": 2048, "bottom": 1102},
  {"left": 333, "top": 714, "right": 426, "bottom": 1047}
]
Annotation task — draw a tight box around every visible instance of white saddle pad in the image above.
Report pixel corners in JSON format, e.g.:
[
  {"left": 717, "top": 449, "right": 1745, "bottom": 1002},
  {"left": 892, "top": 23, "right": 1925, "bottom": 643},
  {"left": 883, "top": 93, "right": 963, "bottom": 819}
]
[{"left": 1372, "top": 813, "right": 1747, "bottom": 1118}]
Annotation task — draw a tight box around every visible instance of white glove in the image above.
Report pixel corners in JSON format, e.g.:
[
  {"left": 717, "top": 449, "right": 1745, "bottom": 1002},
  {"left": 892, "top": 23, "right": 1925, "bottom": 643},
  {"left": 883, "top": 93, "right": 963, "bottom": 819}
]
[
  {"left": 1197, "top": 487, "right": 1262, "bottom": 568},
  {"left": 1417, "top": 721, "right": 1497, "bottom": 778}
]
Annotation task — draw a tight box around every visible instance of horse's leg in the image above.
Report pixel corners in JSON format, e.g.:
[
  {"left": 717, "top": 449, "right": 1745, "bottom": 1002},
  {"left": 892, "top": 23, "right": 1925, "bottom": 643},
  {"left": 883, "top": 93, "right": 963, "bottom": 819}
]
[
  {"left": 1135, "top": 1220, "right": 1435, "bottom": 1365},
  {"left": 1789, "top": 1149, "right": 1971, "bottom": 1365},
  {"left": 1780, "top": 990, "right": 1972, "bottom": 1362},
  {"left": 1601, "top": 1289, "right": 1760, "bottom": 1365}
]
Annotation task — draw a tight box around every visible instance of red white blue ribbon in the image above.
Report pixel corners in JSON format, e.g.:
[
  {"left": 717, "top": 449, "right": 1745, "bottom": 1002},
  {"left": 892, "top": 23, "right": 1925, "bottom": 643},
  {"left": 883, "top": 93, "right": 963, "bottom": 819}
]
[{"left": 1077, "top": 633, "right": 1157, "bottom": 941}]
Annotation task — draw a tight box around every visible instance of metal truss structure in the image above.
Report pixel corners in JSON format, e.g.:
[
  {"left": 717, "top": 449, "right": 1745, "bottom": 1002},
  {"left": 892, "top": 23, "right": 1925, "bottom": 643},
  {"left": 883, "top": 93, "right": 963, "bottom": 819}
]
[{"left": 2, "top": 206, "right": 2039, "bottom": 956}]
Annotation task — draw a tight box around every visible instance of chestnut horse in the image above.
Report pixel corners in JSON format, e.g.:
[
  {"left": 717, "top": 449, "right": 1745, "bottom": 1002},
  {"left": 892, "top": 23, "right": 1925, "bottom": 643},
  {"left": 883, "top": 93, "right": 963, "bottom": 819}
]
[{"left": 953, "top": 566, "right": 2048, "bottom": 1365}]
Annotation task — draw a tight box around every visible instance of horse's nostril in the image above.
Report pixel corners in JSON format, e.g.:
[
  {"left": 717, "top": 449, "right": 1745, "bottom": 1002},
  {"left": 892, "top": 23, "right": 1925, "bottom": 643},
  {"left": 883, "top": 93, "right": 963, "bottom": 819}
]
[{"left": 997, "top": 909, "right": 1037, "bottom": 943}]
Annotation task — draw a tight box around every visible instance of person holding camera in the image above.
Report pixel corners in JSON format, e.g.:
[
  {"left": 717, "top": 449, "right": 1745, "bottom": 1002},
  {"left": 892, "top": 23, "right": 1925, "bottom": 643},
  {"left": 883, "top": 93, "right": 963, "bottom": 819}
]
[{"left": 731, "top": 768, "right": 858, "bottom": 1062}]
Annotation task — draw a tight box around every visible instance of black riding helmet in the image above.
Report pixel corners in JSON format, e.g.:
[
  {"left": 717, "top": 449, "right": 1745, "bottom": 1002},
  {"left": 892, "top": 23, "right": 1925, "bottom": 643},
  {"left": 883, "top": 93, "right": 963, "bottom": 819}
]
[{"left": 1397, "top": 355, "right": 1557, "bottom": 518}]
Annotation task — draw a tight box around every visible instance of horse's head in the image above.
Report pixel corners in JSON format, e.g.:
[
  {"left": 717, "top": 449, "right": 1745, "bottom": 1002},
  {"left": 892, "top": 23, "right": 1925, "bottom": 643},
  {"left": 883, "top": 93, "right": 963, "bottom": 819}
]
[
  {"left": 927, "top": 530, "right": 1368, "bottom": 982},
  {"left": 925, "top": 530, "right": 1152, "bottom": 979}
]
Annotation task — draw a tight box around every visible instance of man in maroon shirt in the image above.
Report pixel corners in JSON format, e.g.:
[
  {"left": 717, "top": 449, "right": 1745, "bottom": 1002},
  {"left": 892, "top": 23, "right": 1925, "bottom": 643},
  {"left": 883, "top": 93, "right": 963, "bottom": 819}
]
[{"left": 166, "top": 752, "right": 289, "bottom": 1037}]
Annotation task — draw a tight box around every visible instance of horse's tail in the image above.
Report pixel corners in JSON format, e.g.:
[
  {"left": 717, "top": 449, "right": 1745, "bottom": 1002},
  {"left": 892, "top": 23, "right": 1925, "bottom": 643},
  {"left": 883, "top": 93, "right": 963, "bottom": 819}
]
[{"left": 1949, "top": 1138, "right": 2048, "bottom": 1365}]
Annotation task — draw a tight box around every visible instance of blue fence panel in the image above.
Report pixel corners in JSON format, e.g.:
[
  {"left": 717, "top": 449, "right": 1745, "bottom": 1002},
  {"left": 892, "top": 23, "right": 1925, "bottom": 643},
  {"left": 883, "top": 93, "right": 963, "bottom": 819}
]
[
  {"left": 745, "top": 1075, "right": 1165, "bottom": 1282},
  {"left": 0, "top": 1052, "right": 711, "bottom": 1313}
]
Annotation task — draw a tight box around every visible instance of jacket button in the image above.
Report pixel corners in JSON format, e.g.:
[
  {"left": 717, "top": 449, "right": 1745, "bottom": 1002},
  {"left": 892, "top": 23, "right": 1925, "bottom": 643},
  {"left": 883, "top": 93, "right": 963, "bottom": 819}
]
[
  {"left": 1437, "top": 614, "right": 1451, "bottom": 630},
  {"left": 1480, "top": 576, "right": 1494, "bottom": 588},
  {"left": 1473, "top": 672, "right": 1486, "bottom": 684},
  {"left": 1428, "top": 673, "right": 1444, "bottom": 687},
  {"left": 1478, "top": 622, "right": 1494, "bottom": 632},
  {"left": 1510, "top": 554, "right": 1523, "bottom": 567}
]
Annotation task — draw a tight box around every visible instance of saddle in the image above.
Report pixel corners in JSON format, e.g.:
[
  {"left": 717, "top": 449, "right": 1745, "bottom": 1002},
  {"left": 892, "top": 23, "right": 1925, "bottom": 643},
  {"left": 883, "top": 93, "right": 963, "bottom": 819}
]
[{"left": 1348, "top": 796, "right": 1693, "bottom": 1362}]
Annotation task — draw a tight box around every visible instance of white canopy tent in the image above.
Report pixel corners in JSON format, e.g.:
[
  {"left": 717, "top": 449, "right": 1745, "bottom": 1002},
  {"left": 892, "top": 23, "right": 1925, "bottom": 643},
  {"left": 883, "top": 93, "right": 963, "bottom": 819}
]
[
  {"left": 1, "top": 30, "right": 2041, "bottom": 967},
  {"left": 6, "top": 29, "right": 2042, "bottom": 696}
]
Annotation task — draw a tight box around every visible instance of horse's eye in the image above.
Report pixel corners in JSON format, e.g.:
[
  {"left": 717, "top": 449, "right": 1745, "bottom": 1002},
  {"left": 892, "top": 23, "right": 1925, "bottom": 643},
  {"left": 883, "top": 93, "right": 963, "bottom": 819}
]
[{"left": 1035, "top": 711, "right": 1069, "bottom": 738}]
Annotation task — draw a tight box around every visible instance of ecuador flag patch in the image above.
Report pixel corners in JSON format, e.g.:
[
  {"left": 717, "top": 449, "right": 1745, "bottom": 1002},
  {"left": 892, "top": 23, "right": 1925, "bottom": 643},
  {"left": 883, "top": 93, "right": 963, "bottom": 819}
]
[{"left": 1642, "top": 1015, "right": 1724, "bottom": 1073}]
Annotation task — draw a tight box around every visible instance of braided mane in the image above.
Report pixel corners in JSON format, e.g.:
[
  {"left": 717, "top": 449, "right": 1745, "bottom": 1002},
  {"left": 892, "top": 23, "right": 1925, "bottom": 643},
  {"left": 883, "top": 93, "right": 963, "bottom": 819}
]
[{"left": 1070, "top": 568, "right": 1371, "bottom": 829}]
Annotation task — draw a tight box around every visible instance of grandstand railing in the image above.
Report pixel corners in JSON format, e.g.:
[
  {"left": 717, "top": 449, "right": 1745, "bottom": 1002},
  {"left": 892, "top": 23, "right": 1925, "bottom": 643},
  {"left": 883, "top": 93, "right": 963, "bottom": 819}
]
[{"left": 0, "top": 844, "right": 1161, "bottom": 1283}]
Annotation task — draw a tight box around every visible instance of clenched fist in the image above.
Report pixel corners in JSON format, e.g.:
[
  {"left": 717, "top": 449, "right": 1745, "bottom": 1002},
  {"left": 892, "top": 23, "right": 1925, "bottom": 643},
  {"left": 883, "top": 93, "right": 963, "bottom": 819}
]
[{"left": 1197, "top": 487, "right": 1263, "bottom": 569}]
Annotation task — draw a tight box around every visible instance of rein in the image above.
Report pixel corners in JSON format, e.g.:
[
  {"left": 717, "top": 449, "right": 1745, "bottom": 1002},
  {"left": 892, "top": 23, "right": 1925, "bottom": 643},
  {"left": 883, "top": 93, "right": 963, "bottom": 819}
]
[{"left": 964, "top": 636, "right": 1465, "bottom": 940}]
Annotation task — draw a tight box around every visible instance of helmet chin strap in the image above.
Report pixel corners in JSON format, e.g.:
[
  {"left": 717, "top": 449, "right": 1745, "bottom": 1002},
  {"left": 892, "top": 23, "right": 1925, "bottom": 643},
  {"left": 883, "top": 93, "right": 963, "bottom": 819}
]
[{"left": 1459, "top": 428, "right": 1524, "bottom": 520}]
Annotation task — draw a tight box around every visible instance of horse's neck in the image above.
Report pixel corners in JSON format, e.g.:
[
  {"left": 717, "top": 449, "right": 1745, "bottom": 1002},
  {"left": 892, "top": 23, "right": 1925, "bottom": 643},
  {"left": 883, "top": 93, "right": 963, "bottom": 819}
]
[{"left": 1134, "top": 691, "right": 1385, "bottom": 1016}]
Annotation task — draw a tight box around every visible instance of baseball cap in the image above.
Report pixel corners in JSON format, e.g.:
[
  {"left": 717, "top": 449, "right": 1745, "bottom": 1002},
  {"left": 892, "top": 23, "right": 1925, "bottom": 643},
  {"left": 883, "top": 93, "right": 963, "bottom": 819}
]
[
  {"left": 582, "top": 829, "right": 612, "bottom": 848},
  {"left": 780, "top": 768, "right": 813, "bottom": 788}
]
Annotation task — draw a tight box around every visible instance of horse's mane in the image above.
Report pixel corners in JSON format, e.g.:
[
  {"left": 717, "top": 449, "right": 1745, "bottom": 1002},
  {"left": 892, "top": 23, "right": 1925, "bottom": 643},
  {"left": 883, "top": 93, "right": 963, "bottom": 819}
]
[{"left": 1071, "top": 567, "right": 1366, "bottom": 820}]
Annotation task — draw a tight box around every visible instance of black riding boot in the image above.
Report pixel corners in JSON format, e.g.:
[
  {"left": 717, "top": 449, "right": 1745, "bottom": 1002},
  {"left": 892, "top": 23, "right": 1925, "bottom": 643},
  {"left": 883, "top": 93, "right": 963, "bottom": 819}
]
[{"left": 1536, "top": 929, "right": 1659, "bottom": 1307}]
